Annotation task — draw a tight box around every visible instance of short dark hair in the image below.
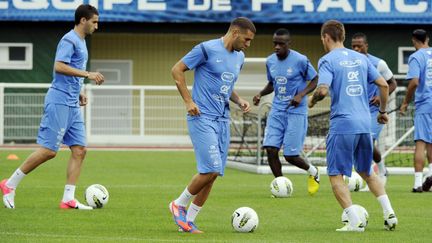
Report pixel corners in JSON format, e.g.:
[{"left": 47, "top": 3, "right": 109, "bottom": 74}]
[
  {"left": 274, "top": 28, "right": 290, "bottom": 37},
  {"left": 352, "top": 32, "right": 367, "bottom": 43},
  {"left": 75, "top": 4, "right": 99, "bottom": 25},
  {"left": 230, "top": 17, "right": 256, "bottom": 34},
  {"left": 412, "top": 29, "right": 428, "bottom": 43},
  {"left": 321, "top": 20, "right": 345, "bottom": 42}
]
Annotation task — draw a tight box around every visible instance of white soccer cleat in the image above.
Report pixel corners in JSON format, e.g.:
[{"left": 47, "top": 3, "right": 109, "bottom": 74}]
[
  {"left": 384, "top": 213, "right": 397, "bottom": 231},
  {"left": 0, "top": 179, "right": 15, "bottom": 209},
  {"left": 336, "top": 223, "right": 365, "bottom": 232}
]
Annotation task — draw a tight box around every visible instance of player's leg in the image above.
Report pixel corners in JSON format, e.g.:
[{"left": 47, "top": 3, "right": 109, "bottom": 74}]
[
  {"left": 267, "top": 147, "right": 283, "bottom": 177},
  {"left": 59, "top": 107, "right": 91, "bottom": 210},
  {"left": 170, "top": 117, "right": 220, "bottom": 232},
  {"left": 283, "top": 114, "right": 319, "bottom": 195},
  {"left": 263, "top": 110, "right": 285, "bottom": 177},
  {"left": 422, "top": 143, "right": 432, "bottom": 191},
  {"left": 413, "top": 141, "right": 426, "bottom": 192},
  {"left": 327, "top": 134, "right": 364, "bottom": 231},
  {"left": 1, "top": 103, "right": 64, "bottom": 209},
  {"left": 356, "top": 134, "right": 397, "bottom": 231}
]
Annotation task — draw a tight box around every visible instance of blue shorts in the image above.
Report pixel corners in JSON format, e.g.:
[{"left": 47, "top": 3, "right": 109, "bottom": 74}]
[
  {"left": 263, "top": 110, "right": 307, "bottom": 156},
  {"left": 37, "top": 104, "right": 86, "bottom": 152},
  {"left": 187, "top": 116, "right": 229, "bottom": 176},
  {"left": 326, "top": 133, "right": 372, "bottom": 177},
  {"left": 370, "top": 110, "right": 383, "bottom": 140},
  {"left": 414, "top": 113, "right": 432, "bottom": 144}
]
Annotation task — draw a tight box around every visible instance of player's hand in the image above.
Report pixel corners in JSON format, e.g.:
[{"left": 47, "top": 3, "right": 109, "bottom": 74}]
[
  {"left": 186, "top": 101, "right": 200, "bottom": 116},
  {"left": 399, "top": 102, "right": 408, "bottom": 115},
  {"left": 79, "top": 93, "right": 87, "bottom": 106},
  {"left": 252, "top": 94, "right": 261, "bottom": 106},
  {"left": 370, "top": 96, "right": 380, "bottom": 106},
  {"left": 88, "top": 72, "right": 105, "bottom": 85},
  {"left": 308, "top": 96, "right": 316, "bottom": 108},
  {"left": 238, "top": 99, "right": 251, "bottom": 113},
  {"left": 377, "top": 113, "right": 388, "bottom": 124},
  {"left": 291, "top": 94, "right": 303, "bottom": 107}
]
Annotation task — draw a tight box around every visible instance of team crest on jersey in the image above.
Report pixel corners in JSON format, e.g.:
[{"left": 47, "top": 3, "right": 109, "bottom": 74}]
[
  {"left": 346, "top": 85, "right": 363, "bottom": 96},
  {"left": 221, "top": 72, "right": 235, "bottom": 82},
  {"left": 347, "top": 71, "right": 359, "bottom": 82},
  {"left": 220, "top": 85, "right": 230, "bottom": 94},
  {"left": 286, "top": 67, "right": 293, "bottom": 75},
  {"left": 275, "top": 76, "right": 287, "bottom": 84}
]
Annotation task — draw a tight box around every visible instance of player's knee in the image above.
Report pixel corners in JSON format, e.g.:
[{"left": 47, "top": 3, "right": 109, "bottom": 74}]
[
  {"left": 44, "top": 150, "right": 57, "bottom": 160},
  {"left": 266, "top": 147, "right": 279, "bottom": 156},
  {"left": 72, "top": 146, "right": 87, "bottom": 159}
]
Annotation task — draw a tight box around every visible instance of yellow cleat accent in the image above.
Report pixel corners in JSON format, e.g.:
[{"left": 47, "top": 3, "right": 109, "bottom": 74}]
[{"left": 308, "top": 166, "right": 320, "bottom": 196}]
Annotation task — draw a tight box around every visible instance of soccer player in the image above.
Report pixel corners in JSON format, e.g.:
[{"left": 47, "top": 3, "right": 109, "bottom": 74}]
[
  {"left": 252, "top": 28, "right": 320, "bottom": 195},
  {"left": 0, "top": 4, "right": 104, "bottom": 210},
  {"left": 351, "top": 33, "right": 397, "bottom": 186},
  {"left": 309, "top": 20, "right": 397, "bottom": 232},
  {"left": 400, "top": 29, "right": 432, "bottom": 192},
  {"left": 169, "top": 17, "right": 255, "bottom": 233}
]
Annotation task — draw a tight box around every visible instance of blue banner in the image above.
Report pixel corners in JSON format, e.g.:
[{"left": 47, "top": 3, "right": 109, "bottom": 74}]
[{"left": 1, "top": 0, "right": 432, "bottom": 24}]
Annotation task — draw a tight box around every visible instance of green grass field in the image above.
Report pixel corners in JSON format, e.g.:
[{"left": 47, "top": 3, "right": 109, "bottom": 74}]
[{"left": 0, "top": 150, "right": 430, "bottom": 242}]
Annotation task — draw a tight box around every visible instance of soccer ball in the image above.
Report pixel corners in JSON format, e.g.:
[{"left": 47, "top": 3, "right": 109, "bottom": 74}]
[
  {"left": 85, "top": 184, "right": 109, "bottom": 208},
  {"left": 231, "top": 207, "right": 259, "bottom": 233},
  {"left": 270, "top": 176, "right": 293, "bottom": 197},
  {"left": 343, "top": 172, "right": 365, "bottom": 192},
  {"left": 341, "top": 204, "right": 369, "bottom": 227}
]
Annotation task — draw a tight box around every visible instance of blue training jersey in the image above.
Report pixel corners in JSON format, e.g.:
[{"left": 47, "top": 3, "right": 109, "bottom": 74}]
[
  {"left": 182, "top": 38, "right": 244, "bottom": 120},
  {"left": 266, "top": 50, "right": 317, "bottom": 114},
  {"left": 318, "top": 48, "right": 380, "bottom": 134},
  {"left": 45, "top": 30, "right": 88, "bottom": 107},
  {"left": 406, "top": 47, "right": 432, "bottom": 114}
]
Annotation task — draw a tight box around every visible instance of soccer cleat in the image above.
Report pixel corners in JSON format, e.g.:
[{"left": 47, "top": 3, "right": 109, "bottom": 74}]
[
  {"left": 178, "top": 222, "right": 204, "bottom": 234},
  {"left": 422, "top": 176, "right": 432, "bottom": 192},
  {"left": 0, "top": 179, "right": 15, "bottom": 209},
  {"left": 59, "top": 199, "right": 93, "bottom": 210},
  {"left": 412, "top": 186, "right": 423, "bottom": 193},
  {"left": 336, "top": 223, "right": 365, "bottom": 232},
  {"left": 359, "top": 185, "right": 370, "bottom": 192},
  {"left": 384, "top": 213, "right": 398, "bottom": 231},
  {"left": 308, "top": 166, "right": 320, "bottom": 195},
  {"left": 169, "top": 201, "right": 191, "bottom": 232}
]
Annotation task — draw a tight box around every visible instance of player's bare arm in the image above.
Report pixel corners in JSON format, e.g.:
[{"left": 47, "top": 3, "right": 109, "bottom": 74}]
[
  {"left": 308, "top": 84, "right": 328, "bottom": 108},
  {"left": 172, "top": 60, "right": 200, "bottom": 116},
  {"left": 374, "top": 76, "right": 389, "bottom": 124},
  {"left": 292, "top": 75, "right": 318, "bottom": 107},
  {"left": 400, "top": 78, "right": 418, "bottom": 115},
  {"left": 54, "top": 61, "right": 104, "bottom": 85},
  {"left": 253, "top": 82, "right": 274, "bottom": 106},
  {"left": 230, "top": 91, "right": 251, "bottom": 113},
  {"left": 370, "top": 77, "right": 397, "bottom": 106}
]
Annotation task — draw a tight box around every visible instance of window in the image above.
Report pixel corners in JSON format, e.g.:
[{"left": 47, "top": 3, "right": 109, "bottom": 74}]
[
  {"left": 398, "top": 47, "right": 416, "bottom": 74},
  {"left": 0, "top": 43, "right": 33, "bottom": 70}
]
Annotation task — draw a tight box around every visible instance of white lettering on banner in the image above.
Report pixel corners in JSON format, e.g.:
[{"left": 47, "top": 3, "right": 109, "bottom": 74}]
[
  {"left": 317, "top": 0, "right": 354, "bottom": 12},
  {"left": 188, "top": 0, "right": 231, "bottom": 11},
  {"left": 0, "top": 0, "right": 7, "bottom": 9},
  {"left": 252, "top": 0, "right": 277, "bottom": 11},
  {"left": 395, "top": 0, "right": 427, "bottom": 13},
  {"left": 52, "top": 0, "right": 82, "bottom": 10},
  {"left": 104, "top": 0, "right": 132, "bottom": 10},
  {"left": 188, "top": 0, "right": 211, "bottom": 11},
  {"left": 138, "top": 0, "right": 166, "bottom": 11},
  {"left": 283, "top": 0, "right": 314, "bottom": 12},
  {"left": 13, "top": 0, "right": 49, "bottom": 10},
  {"left": 356, "top": 0, "right": 390, "bottom": 13}
]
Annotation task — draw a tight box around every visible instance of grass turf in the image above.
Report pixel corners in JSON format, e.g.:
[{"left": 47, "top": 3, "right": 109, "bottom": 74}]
[{"left": 0, "top": 150, "right": 430, "bottom": 242}]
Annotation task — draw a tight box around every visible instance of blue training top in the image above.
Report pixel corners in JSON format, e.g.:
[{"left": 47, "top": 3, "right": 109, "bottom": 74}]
[
  {"left": 266, "top": 50, "right": 317, "bottom": 114},
  {"left": 318, "top": 48, "right": 380, "bottom": 134}
]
